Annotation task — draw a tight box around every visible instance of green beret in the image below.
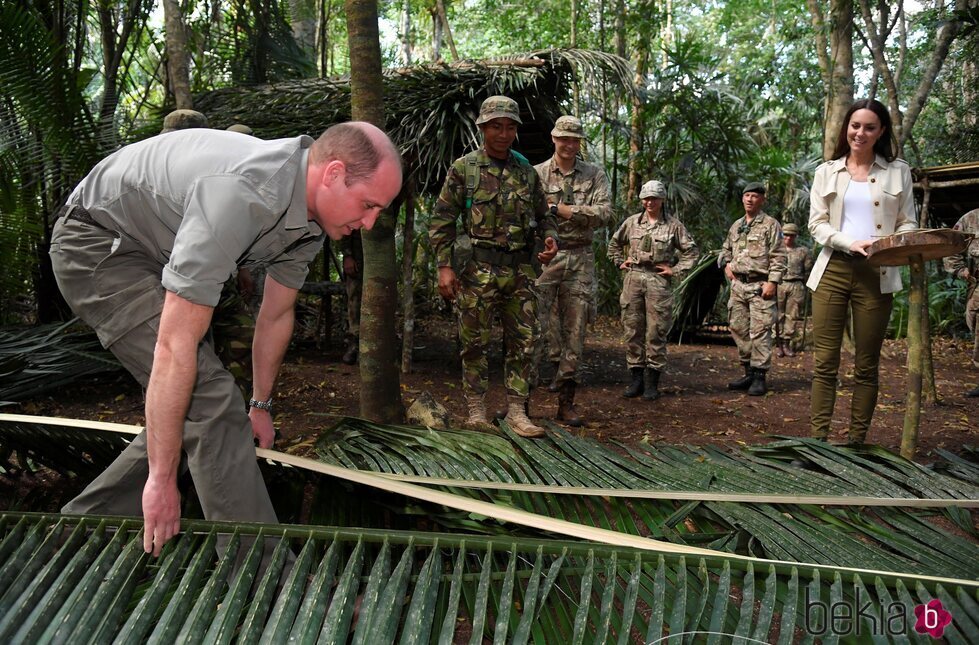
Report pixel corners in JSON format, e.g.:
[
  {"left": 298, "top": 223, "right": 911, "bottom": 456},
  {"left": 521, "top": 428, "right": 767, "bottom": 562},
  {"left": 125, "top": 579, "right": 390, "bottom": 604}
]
[{"left": 742, "top": 182, "right": 766, "bottom": 195}]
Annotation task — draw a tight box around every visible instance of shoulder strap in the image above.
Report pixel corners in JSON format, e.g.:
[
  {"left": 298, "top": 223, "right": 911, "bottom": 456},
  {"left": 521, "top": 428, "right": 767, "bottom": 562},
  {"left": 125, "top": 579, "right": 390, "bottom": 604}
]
[{"left": 464, "top": 153, "right": 480, "bottom": 212}]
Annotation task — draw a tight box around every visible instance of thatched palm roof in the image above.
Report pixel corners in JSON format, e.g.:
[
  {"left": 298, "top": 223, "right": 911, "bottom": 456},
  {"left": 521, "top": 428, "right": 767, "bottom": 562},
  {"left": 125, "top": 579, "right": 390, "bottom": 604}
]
[{"left": 194, "top": 49, "right": 633, "bottom": 194}]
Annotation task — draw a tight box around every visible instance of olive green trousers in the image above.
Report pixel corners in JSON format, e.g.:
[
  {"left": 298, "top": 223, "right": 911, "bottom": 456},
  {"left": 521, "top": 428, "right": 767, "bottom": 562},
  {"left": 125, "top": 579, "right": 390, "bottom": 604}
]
[{"left": 810, "top": 252, "right": 893, "bottom": 442}]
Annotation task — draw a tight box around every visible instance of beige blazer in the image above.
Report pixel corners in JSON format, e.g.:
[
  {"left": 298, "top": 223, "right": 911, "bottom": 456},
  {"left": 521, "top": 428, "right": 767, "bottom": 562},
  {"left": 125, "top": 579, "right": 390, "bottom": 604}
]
[{"left": 806, "top": 154, "right": 917, "bottom": 294}]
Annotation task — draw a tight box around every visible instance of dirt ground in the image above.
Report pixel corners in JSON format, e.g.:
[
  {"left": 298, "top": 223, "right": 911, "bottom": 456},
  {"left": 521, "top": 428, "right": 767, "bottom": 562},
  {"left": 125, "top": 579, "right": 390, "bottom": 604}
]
[{"left": 16, "top": 312, "right": 979, "bottom": 461}]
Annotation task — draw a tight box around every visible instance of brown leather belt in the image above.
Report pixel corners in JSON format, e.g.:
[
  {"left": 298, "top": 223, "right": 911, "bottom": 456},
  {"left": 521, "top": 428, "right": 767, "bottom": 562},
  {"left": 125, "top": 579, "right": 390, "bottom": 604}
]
[{"left": 734, "top": 273, "right": 766, "bottom": 283}]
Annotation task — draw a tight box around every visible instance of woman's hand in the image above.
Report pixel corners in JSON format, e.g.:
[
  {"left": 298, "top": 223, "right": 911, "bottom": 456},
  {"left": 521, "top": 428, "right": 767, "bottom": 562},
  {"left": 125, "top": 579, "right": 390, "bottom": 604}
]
[{"left": 849, "top": 239, "right": 874, "bottom": 257}]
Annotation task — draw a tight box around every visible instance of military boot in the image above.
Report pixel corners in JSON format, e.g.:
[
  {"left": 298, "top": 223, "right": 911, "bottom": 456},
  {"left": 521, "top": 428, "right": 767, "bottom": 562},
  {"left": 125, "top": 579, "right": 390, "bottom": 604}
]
[
  {"left": 464, "top": 394, "right": 495, "bottom": 432},
  {"left": 342, "top": 337, "right": 358, "bottom": 365},
  {"left": 643, "top": 368, "right": 662, "bottom": 401},
  {"left": 557, "top": 381, "right": 583, "bottom": 427},
  {"left": 623, "top": 367, "right": 644, "bottom": 398},
  {"left": 504, "top": 395, "right": 546, "bottom": 438},
  {"left": 727, "top": 363, "right": 753, "bottom": 390},
  {"left": 748, "top": 368, "right": 768, "bottom": 396},
  {"left": 775, "top": 340, "right": 785, "bottom": 358},
  {"left": 967, "top": 384, "right": 979, "bottom": 398}
]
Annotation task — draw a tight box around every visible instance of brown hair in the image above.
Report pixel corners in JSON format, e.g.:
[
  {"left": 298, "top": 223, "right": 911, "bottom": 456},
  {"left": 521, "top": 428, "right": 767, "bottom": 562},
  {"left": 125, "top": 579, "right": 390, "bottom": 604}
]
[
  {"left": 831, "top": 99, "right": 897, "bottom": 162},
  {"left": 310, "top": 122, "right": 402, "bottom": 185}
]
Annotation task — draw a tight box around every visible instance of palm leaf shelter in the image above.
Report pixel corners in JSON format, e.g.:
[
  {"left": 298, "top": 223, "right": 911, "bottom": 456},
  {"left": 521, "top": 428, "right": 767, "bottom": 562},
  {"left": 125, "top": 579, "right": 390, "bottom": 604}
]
[{"left": 195, "top": 48, "right": 632, "bottom": 196}]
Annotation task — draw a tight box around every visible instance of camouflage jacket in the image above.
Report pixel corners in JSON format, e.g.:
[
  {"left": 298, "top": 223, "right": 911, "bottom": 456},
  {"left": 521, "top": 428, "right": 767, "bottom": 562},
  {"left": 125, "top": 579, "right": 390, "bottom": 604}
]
[
  {"left": 784, "top": 245, "right": 814, "bottom": 282},
  {"left": 533, "top": 157, "right": 612, "bottom": 247},
  {"left": 608, "top": 212, "right": 699, "bottom": 279},
  {"left": 430, "top": 149, "right": 557, "bottom": 268},
  {"left": 719, "top": 212, "right": 786, "bottom": 283},
  {"left": 943, "top": 208, "right": 979, "bottom": 282}
]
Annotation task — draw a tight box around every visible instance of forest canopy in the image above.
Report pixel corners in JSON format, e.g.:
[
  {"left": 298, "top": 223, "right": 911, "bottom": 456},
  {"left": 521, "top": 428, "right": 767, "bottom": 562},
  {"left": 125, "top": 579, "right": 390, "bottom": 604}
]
[{"left": 1, "top": 0, "right": 977, "bottom": 325}]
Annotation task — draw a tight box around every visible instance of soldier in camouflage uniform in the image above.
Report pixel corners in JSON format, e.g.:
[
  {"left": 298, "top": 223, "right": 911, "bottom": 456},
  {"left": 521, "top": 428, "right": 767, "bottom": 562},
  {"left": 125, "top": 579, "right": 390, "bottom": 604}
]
[
  {"left": 338, "top": 230, "right": 363, "bottom": 364},
  {"left": 776, "top": 222, "right": 813, "bottom": 357},
  {"left": 533, "top": 115, "right": 613, "bottom": 426},
  {"left": 719, "top": 182, "right": 786, "bottom": 396},
  {"left": 429, "top": 96, "right": 560, "bottom": 437},
  {"left": 608, "top": 180, "right": 699, "bottom": 400},
  {"left": 944, "top": 208, "right": 979, "bottom": 397}
]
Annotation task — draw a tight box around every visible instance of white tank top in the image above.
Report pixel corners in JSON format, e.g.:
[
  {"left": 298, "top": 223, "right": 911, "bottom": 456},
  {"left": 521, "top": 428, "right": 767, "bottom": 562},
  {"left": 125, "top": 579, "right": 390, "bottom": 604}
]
[{"left": 841, "top": 180, "right": 876, "bottom": 243}]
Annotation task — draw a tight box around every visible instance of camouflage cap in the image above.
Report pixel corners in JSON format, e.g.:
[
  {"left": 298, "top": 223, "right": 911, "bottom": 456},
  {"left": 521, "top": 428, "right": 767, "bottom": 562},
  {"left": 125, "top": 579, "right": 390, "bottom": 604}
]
[
  {"left": 782, "top": 223, "right": 800, "bottom": 235},
  {"left": 476, "top": 95, "right": 522, "bottom": 125},
  {"left": 742, "top": 181, "right": 766, "bottom": 195},
  {"left": 551, "top": 115, "right": 585, "bottom": 139},
  {"left": 161, "top": 109, "right": 208, "bottom": 133},
  {"left": 226, "top": 124, "right": 254, "bottom": 135},
  {"left": 639, "top": 180, "right": 667, "bottom": 199}
]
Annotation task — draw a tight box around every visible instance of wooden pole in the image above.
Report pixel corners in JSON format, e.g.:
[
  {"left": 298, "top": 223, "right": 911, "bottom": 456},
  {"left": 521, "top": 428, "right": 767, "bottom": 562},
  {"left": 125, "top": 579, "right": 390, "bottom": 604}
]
[{"left": 901, "top": 253, "right": 925, "bottom": 459}]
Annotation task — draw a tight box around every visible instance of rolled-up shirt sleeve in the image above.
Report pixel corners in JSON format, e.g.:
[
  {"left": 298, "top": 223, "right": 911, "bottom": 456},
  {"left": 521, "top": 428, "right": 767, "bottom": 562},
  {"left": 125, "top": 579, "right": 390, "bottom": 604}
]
[{"left": 162, "top": 175, "right": 269, "bottom": 306}]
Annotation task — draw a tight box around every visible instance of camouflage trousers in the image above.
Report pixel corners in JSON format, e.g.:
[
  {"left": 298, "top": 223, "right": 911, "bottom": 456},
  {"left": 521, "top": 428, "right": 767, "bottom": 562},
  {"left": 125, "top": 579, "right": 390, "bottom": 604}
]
[
  {"left": 345, "top": 273, "right": 362, "bottom": 341},
  {"left": 776, "top": 280, "right": 806, "bottom": 348},
  {"left": 619, "top": 269, "right": 673, "bottom": 370},
  {"left": 728, "top": 279, "right": 776, "bottom": 370},
  {"left": 456, "top": 259, "right": 539, "bottom": 397},
  {"left": 535, "top": 249, "right": 594, "bottom": 385},
  {"left": 967, "top": 284, "right": 979, "bottom": 369}
]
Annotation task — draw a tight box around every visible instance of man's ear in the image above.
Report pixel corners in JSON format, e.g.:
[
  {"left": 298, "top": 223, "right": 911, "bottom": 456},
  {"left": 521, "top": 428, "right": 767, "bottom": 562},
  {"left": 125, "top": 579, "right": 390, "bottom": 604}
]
[{"left": 322, "top": 159, "right": 346, "bottom": 186}]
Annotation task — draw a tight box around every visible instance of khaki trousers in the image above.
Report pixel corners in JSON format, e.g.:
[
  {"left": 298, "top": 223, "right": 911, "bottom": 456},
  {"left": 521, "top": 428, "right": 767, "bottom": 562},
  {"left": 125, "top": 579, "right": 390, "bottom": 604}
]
[
  {"left": 50, "top": 217, "right": 280, "bottom": 551},
  {"left": 810, "top": 252, "right": 893, "bottom": 442}
]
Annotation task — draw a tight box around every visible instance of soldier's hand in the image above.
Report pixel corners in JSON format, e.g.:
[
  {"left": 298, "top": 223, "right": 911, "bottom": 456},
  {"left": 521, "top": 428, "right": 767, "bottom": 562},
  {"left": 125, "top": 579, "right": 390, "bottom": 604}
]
[
  {"left": 619, "top": 259, "right": 632, "bottom": 270},
  {"left": 761, "top": 282, "right": 777, "bottom": 300},
  {"left": 438, "top": 267, "right": 460, "bottom": 300},
  {"left": 723, "top": 263, "right": 735, "bottom": 282},
  {"left": 538, "top": 237, "right": 559, "bottom": 265},
  {"left": 343, "top": 256, "right": 358, "bottom": 279},
  {"left": 961, "top": 268, "right": 971, "bottom": 282},
  {"left": 654, "top": 263, "right": 673, "bottom": 277}
]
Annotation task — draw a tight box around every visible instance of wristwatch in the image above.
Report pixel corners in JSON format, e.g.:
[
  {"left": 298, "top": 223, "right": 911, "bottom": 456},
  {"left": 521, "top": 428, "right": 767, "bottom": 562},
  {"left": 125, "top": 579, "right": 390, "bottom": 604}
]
[
  {"left": 549, "top": 204, "right": 558, "bottom": 216},
  {"left": 248, "top": 397, "right": 273, "bottom": 412}
]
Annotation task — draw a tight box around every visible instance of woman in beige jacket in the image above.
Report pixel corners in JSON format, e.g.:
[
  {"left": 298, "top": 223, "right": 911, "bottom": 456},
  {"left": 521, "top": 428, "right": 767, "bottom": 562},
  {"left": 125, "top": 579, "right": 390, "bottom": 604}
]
[{"left": 807, "top": 98, "right": 917, "bottom": 443}]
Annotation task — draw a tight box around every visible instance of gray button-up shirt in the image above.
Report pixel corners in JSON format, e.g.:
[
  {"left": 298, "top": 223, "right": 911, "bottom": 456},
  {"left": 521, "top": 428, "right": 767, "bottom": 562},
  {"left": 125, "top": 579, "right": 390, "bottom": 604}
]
[{"left": 67, "top": 130, "right": 324, "bottom": 307}]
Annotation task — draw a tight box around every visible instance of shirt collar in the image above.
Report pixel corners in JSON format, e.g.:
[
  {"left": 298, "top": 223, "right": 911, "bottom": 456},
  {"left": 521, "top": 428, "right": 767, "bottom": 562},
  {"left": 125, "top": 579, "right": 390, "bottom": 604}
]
[
  {"left": 289, "top": 138, "right": 320, "bottom": 234},
  {"left": 828, "top": 154, "right": 890, "bottom": 173}
]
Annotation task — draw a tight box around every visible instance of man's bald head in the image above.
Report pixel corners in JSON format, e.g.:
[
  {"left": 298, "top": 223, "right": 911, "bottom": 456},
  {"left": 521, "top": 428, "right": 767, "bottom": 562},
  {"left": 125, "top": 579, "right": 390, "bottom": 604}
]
[{"left": 310, "top": 121, "right": 402, "bottom": 186}]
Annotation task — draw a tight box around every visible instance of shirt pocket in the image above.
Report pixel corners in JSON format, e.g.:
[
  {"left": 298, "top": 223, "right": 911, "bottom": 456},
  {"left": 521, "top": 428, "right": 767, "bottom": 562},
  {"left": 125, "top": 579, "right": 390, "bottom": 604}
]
[
  {"left": 572, "top": 177, "right": 594, "bottom": 205},
  {"left": 469, "top": 189, "right": 499, "bottom": 241},
  {"left": 649, "top": 231, "right": 673, "bottom": 263},
  {"left": 879, "top": 173, "right": 903, "bottom": 215},
  {"left": 747, "top": 234, "right": 768, "bottom": 258}
]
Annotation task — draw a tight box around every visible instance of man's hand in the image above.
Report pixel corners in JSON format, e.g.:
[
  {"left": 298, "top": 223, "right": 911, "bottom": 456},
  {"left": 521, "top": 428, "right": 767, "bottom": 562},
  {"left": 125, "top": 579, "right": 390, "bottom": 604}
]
[
  {"left": 343, "top": 256, "right": 358, "bottom": 279},
  {"left": 654, "top": 263, "right": 673, "bottom": 277},
  {"left": 724, "top": 263, "right": 735, "bottom": 282},
  {"left": 619, "top": 259, "right": 633, "bottom": 270},
  {"left": 438, "top": 266, "right": 460, "bottom": 300},
  {"left": 959, "top": 268, "right": 971, "bottom": 282},
  {"left": 237, "top": 268, "right": 255, "bottom": 301},
  {"left": 549, "top": 203, "right": 573, "bottom": 221},
  {"left": 849, "top": 239, "right": 874, "bottom": 256},
  {"left": 761, "top": 281, "right": 777, "bottom": 299},
  {"left": 142, "top": 475, "right": 181, "bottom": 556},
  {"left": 537, "top": 237, "right": 559, "bottom": 264},
  {"left": 249, "top": 407, "right": 275, "bottom": 448}
]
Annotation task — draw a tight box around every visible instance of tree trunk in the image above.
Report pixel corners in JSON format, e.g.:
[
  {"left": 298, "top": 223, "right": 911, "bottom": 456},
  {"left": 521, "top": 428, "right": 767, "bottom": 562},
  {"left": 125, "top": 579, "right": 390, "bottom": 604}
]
[
  {"left": 345, "top": 0, "right": 403, "bottom": 422},
  {"left": 628, "top": 45, "right": 648, "bottom": 203},
  {"left": 434, "top": 0, "right": 458, "bottom": 61},
  {"left": 808, "top": 0, "right": 854, "bottom": 160},
  {"left": 289, "top": 0, "right": 317, "bottom": 55},
  {"left": 398, "top": 0, "right": 413, "bottom": 65},
  {"left": 318, "top": 0, "right": 335, "bottom": 77},
  {"left": 401, "top": 178, "right": 416, "bottom": 374},
  {"left": 162, "top": 0, "right": 193, "bottom": 109}
]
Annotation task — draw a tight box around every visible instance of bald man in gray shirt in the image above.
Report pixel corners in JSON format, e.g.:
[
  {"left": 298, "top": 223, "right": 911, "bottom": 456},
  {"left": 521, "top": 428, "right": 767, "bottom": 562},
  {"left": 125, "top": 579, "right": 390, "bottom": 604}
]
[{"left": 51, "top": 122, "right": 402, "bottom": 556}]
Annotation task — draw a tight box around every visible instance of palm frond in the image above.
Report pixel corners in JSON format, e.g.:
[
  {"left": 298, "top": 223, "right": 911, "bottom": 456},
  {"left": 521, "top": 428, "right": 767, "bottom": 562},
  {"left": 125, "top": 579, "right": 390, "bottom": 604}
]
[
  {"left": 0, "top": 512, "right": 976, "bottom": 642},
  {"left": 0, "top": 321, "right": 121, "bottom": 405}
]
